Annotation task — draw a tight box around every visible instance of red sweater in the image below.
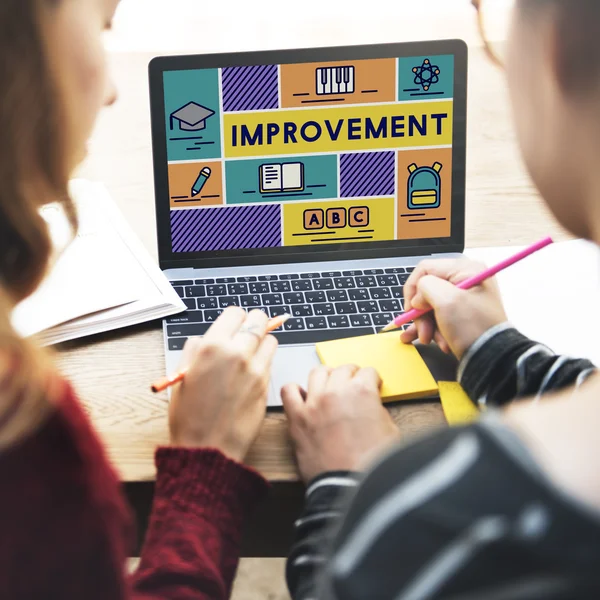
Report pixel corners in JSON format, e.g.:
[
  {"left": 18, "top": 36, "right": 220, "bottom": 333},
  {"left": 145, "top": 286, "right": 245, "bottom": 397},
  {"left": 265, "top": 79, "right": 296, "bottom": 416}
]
[{"left": 0, "top": 379, "right": 269, "bottom": 599}]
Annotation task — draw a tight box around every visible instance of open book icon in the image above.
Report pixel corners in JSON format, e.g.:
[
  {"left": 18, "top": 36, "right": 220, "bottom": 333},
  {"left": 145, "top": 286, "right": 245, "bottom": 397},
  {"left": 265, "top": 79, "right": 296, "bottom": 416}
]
[{"left": 259, "top": 162, "right": 305, "bottom": 194}]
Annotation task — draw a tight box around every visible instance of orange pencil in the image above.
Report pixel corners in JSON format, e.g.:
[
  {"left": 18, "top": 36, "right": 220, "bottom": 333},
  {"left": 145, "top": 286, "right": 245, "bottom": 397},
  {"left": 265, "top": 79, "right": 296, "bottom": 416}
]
[{"left": 151, "top": 313, "right": 290, "bottom": 393}]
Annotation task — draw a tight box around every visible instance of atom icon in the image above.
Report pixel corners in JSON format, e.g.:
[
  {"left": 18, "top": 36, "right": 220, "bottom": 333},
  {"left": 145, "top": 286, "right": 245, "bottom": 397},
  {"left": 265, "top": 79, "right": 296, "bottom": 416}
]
[{"left": 412, "top": 59, "right": 441, "bottom": 92}]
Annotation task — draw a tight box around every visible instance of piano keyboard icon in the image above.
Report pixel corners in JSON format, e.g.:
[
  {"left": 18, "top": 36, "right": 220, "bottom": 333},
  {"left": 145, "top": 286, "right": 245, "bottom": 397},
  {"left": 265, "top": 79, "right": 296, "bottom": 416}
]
[{"left": 316, "top": 66, "right": 355, "bottom": 96}]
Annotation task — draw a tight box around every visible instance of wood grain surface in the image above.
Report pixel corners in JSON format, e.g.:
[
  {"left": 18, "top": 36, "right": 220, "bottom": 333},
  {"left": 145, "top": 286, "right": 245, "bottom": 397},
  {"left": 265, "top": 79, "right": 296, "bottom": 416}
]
[{"left": 57, "top": 47, "right": 569, "bottom": 483}]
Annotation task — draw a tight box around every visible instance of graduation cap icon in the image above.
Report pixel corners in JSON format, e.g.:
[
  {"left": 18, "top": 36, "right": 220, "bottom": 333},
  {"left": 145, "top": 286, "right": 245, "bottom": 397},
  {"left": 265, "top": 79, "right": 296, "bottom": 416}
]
[{"left": 170, "top": 101, "right": 215, "bottom": 131}]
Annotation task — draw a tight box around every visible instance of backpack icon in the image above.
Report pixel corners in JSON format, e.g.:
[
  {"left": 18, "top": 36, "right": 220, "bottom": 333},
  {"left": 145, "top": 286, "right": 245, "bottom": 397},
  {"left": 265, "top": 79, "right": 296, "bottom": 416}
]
[{"left": 407, "top": 162, "right": 442, "bottom": 209}]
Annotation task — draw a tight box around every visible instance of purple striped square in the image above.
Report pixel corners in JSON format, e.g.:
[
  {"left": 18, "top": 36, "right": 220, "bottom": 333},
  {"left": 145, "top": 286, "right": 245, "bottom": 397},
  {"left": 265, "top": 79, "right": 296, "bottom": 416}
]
[
  {"left": 171, "top": 205, "right": 281, "bottom": 253},
  {"left": 340, "top": 151, "right": 396, "bottom": 198},
  {"left": 222, "top": 65, "right": 279, "bottom": 112}
]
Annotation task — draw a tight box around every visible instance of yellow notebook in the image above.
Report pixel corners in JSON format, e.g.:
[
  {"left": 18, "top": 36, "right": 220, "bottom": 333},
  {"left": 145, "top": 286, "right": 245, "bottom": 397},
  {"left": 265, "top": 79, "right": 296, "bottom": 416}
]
[
  {"left": 316, "top": 333, "right": 438, "bottom": 403},
  {"left": 438, "top": 381, "right": 480, "bottom": 426}
]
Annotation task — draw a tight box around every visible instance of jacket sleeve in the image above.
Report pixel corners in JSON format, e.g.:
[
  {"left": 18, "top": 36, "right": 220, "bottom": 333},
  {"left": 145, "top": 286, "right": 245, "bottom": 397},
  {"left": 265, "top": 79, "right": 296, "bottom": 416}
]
[
  {"left": 286, "top": 472, "right": 361, "bottom": 600},
  {"left": 0, "top": 381, "right": 133, "bottom": 600},
  {"left": 0, "top": 375, "right": 268, "bottom": 600},
  {"left": 290, "top": 422, "right": 600, "bottom": 599},
  {"left": 458, "top": 322, "right": 596, "bottom": 407},
  {"left": 129, "top": 448, "right": 269, "bottom": 600}
]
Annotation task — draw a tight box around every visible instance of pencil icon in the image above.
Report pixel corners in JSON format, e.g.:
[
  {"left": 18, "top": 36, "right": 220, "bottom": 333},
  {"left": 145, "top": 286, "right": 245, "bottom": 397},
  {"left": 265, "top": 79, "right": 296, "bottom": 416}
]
[{"left": 191, "top": 166, "right": 211, "bottom": 197}]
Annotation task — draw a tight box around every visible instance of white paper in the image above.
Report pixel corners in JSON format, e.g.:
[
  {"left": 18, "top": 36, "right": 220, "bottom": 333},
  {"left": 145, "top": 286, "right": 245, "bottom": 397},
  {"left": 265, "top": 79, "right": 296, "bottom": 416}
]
[
  {"left": 466, "top": 239, "right": 600, "bottom": 366},
  {"left": 11, "top": 180, "right": 186, "bottom": 344},
  {"left": 12, "top": 190, "right": 141, "bottom": 337}
]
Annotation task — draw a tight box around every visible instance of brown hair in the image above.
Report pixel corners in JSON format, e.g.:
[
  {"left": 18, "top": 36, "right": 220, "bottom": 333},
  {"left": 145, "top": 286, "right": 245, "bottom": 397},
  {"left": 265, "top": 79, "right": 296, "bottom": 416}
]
[{"left": 0, "top": 0, "right": 77, "bottom": 447}]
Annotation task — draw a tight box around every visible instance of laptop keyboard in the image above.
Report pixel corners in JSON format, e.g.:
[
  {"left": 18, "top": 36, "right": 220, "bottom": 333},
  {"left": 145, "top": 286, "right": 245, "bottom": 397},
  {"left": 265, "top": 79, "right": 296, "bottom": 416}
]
[{"left": 165, "top": 266, "right": 415, "bottom": 350}]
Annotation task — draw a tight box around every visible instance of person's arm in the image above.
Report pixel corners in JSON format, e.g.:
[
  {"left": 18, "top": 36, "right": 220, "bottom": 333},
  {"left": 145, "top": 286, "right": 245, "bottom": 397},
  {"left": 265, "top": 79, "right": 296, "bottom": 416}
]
[
  {"left": 0, "top": 308, "right": 278, "bottom": 600},
  {"left": 458, "top": 322, "right": 596, "bottom": 407},
  {"left": 128, "top": 307, "right": 278, "bottom": 598},
  {"left": 0, "top": 379, "right": 133, "bottom": 600},
  {"left": 130, "top": 448, "right": 268, "bottom": 600},
  {"left": 288, "top": 407, "right": 600, "bottom": 599},
  {"left": 286, "top": 471, "right": 360, "bottom": 600},
  {"left": 284, "top": 328, "right": 597, "bottom": 598},
  {"left": 0, "top": 376, "right": 268, "bottom": 600},
  {"left": 284, "top": 258, "right": 598, "bottom": 598},
  {"left": 301, "top": 421, "right": 600, "bottom": 599},
  {"left": 287, "top": 427, "right": 482, "bottom": 600},
  {"left": 281, "top": 366, "right": 399, "bottom": 600},
  {"left": 399, "top": 257, "right": 596, "bottom": 405}
]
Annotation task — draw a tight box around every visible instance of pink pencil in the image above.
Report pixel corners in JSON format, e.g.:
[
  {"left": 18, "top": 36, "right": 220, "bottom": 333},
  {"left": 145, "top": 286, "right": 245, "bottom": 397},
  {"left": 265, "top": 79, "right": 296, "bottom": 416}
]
[{"left": 380, "top": 236, "right": 554, "bottom": 333}]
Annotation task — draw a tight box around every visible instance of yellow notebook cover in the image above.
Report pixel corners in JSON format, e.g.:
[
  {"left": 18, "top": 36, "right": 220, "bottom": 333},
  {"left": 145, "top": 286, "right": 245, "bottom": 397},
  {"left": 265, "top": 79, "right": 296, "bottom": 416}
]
[
  {"left": 316, "top": 333, "right": 438, "bottom": 403},
  {"left": 438, "top": 381, "right": 480, "bottom": 426}
]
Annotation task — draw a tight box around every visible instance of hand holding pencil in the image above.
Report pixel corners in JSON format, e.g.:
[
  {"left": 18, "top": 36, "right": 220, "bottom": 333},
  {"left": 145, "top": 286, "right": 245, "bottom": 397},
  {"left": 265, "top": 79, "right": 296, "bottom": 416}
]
[
  {"left": 397, "top": 238, "right": 553, "bottom": 358},
  {"left": 398, "top": 257, "right": 508, "bottom": 358},
  {"left": 162, "top": 307, "right": 284, "bottom": 462},
  {"left": 152, "top": 312, "right": 289, "bottom": 393}
]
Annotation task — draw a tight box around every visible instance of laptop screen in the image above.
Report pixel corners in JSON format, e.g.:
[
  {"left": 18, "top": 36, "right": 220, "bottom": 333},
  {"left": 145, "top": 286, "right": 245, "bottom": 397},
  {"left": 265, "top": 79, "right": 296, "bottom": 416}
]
[{"left": 159, "top": 48, "right": 461, "bottom": 258}]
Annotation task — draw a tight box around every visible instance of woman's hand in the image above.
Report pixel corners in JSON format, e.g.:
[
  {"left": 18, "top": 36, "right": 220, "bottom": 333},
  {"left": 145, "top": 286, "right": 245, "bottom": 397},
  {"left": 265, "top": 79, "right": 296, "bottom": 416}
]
[
  {"left": 400, "top": 258, "right": 508, "bottom": 359},
  {"left": 282, "top": 365, "right": 399, "bottom": 483},
  {"left": 169, "top": 307, "right": 278, "bottom": 462}
]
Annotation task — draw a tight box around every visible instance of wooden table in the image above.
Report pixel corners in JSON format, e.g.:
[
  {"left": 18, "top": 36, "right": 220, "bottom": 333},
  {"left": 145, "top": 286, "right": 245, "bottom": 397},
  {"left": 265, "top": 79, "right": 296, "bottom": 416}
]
[{"left": 56, "top": 47, "right": 568, "bottom": 556}]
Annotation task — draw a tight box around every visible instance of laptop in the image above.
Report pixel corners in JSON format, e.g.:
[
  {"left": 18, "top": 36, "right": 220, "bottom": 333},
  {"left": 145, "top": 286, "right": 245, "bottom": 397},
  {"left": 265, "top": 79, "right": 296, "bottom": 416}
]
[{"left": 149, "top": 40, "right": 468, "bottom": 406}]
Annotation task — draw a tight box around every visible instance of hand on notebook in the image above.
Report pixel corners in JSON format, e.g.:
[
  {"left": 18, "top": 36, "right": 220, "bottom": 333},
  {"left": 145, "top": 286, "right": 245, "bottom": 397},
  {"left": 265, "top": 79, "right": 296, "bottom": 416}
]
[
  {"left": 281, "top": 365, "right": 399, "bottom": 483},
  {"left": 400, "top": 258, "right": 507, "bottom": 359},
  {"left": 168, "top": 307, "right": 278, "bottom": 461}
]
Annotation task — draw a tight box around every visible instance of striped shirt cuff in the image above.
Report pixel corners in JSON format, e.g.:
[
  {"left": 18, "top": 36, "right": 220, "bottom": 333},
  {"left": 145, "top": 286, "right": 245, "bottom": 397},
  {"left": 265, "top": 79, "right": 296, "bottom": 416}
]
[
  {"left": 457, "top": 321, "right": 514, "bottom": 384},
  {"left": 305, "top": 472, "right": 361, "bottom": 501}
]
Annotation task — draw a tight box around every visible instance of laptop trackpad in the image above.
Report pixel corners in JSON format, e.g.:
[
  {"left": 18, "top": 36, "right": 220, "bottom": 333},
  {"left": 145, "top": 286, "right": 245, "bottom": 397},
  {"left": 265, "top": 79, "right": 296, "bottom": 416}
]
[{"left": 268, "top": 345, "right": 320, "bottom": 407}]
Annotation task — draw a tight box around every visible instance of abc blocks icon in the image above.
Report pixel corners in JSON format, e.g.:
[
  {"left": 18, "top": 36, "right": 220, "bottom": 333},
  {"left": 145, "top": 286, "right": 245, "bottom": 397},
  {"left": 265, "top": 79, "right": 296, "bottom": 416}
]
[{"left": 303, "top": 206, "right": 369, "bottom": 230}]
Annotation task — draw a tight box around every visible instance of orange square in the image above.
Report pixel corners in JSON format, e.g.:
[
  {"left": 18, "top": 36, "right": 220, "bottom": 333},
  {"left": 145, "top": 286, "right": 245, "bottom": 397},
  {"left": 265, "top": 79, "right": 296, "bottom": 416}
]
[
  {"left": 304, "top": 209, "right": 324, "bottom": 230},
  {"left": 280, "top": 58, "right": 397, "bottom": 108},
  {"left": 168, "top": 160, "right": 223, "bottom": 209},
  {"left": 397, "top": 148, "right": 452, "bottom": 240},
  {"left": 326, "top": 208, "right": 346, "bottom": 229},
  {"left": 349, "top": 206, "right": 369, "bottom": 227}
]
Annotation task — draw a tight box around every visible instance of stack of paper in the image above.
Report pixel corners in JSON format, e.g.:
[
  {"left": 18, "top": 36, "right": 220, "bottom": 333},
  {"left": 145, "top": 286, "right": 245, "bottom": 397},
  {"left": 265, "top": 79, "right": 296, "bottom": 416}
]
[{"left": 11, "top": 180, "right": 186, "bottom": 345}]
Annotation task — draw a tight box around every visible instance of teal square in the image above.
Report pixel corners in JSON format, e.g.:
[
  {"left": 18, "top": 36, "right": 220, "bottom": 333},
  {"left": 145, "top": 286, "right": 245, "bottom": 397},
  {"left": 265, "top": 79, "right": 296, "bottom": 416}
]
[
  {"left": 398, "top": 55, "right": 454, "bottom": 101},
  {"left": 164, "top": 69, "right": 222, "bottom": 161},
  {"left": 225, "top": 155, "right": 338, "bottom": 205}
]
